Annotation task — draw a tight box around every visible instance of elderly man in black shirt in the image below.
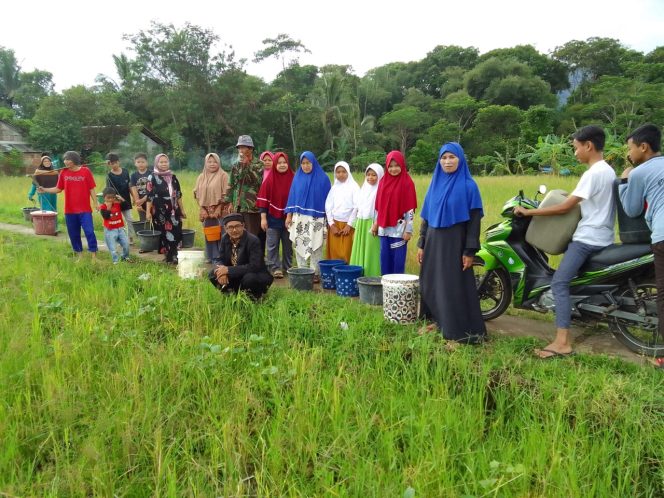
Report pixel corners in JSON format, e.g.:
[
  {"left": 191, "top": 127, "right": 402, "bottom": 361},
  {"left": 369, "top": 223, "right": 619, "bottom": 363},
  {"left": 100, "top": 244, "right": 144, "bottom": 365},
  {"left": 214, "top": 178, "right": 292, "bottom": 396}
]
[{"left": 208, "top": 213, "right": 274, "bottom": 299}]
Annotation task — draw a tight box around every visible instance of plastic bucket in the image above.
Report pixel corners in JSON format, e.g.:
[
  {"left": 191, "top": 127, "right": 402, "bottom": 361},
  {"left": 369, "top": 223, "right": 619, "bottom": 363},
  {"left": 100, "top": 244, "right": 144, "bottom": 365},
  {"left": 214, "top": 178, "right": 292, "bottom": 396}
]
[
  {"left": 287, "top": 267, "right": 315, "bottom": 291},
  {"left": 381, "top": 274, "right": 420, "bottom": 324},
  {"left": 137, "top": 229, "right": 161, "bottom": 252},
  {"left": 181, "top": 229, "right": 196, "bottom": 248},
  {"left": 357, "top": 277, "right": 383, "bottom": 305},
  {"left": 318, "top": 259, "right": 346, "bottom": 289},
  {"left": 333, "top": 265, "right": 364, "bottom": 297},
  {"left": 132, "top": 220, "right": 148, "bottom": 233},
  {"left": 178, "top": 250, "right": 205, "bottom": 279},
  {"left": 31, "top": 210, "right": 57, "bottom": 235},
  {"left": 22, "top": 207, "right": 39, "bottom": 222}
]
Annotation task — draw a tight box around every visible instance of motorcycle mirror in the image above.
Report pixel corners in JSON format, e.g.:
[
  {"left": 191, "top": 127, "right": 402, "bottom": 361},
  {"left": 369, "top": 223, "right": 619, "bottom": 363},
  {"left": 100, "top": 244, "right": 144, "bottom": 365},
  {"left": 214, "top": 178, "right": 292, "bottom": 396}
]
[{"left": 538, "top": 184, "right": 547, "bottom": 195}]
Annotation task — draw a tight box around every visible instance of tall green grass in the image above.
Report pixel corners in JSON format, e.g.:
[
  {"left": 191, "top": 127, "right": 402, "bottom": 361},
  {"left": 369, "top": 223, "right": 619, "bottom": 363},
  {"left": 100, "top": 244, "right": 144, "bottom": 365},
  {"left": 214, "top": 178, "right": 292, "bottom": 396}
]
[{"left": 0, "top": 232, "right": 662, "bottom": 496}]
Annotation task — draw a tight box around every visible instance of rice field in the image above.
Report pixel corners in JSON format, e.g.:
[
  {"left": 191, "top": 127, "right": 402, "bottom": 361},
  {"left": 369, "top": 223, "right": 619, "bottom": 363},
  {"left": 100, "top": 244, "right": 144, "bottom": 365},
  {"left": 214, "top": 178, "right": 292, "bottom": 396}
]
[{"left": 1, "top": 172, "right": 663, "bottom": 496}]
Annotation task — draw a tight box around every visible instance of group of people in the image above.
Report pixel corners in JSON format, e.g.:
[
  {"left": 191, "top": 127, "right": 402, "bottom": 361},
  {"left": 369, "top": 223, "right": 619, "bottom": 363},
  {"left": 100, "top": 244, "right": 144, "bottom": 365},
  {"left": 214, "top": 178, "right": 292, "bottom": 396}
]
[{"left": 30, "top": 123, "right": 664, "bottom": 350}]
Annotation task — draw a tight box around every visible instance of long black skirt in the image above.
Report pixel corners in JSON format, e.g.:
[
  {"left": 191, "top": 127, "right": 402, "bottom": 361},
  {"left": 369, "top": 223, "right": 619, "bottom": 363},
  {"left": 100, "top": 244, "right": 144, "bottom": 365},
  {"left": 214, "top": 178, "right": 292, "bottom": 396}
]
[{"left": 419, "top": 224, "right": 486, "bottom": 343}]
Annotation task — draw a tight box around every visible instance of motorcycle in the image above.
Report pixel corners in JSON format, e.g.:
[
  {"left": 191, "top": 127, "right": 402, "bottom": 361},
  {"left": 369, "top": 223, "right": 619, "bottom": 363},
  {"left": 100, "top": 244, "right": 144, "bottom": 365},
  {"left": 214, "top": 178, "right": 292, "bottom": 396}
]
[{"left": 474, "top": 186, "right": 663, "bottom": 357}]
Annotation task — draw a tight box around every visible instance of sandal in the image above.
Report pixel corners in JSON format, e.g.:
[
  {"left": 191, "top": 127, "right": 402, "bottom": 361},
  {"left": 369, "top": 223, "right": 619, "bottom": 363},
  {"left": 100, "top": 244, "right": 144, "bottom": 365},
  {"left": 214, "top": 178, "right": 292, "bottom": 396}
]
[
  {"left": 313, "top": 274, "right": 320, "bottom": 284},
  {"left": 273, "top": 269, "right": 284, "bottom": 279}
]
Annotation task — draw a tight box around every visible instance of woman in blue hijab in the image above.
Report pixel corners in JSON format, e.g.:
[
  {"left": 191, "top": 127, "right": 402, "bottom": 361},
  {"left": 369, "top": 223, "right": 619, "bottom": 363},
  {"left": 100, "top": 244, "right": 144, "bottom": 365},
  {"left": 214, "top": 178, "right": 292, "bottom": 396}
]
[
  {"left": 418, "top": 142, "right": 486, "bottom": 343},
  {"left": 285, "top": 151, "right": 331, "bottom": 283}
]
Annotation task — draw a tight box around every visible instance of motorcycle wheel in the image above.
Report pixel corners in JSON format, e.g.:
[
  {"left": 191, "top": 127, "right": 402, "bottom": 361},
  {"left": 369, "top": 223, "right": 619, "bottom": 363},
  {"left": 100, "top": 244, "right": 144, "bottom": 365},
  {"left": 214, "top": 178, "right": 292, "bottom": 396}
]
[
  {"left": 474, "top": 263, "right": 511, "bottom": 321},
  {"left": 610, "top": 282, "right": 664, "bottom": 357}
]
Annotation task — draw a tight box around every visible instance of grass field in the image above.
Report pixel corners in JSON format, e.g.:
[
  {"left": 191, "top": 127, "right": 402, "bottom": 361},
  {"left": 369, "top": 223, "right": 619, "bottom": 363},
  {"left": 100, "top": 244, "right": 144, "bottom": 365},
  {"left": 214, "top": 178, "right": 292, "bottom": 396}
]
[
  {"left": 0, "top": 231, "right": 663, "bottom": 496},
  {"left": 1, "top": 172, "right": 664, "bottom": 495}
]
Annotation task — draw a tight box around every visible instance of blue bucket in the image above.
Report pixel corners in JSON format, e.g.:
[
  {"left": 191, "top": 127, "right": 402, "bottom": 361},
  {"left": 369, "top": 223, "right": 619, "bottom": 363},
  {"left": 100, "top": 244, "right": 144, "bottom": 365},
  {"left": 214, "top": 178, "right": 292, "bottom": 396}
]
[
  {"left": 318, "top": 259, "right": 346, "bottom": 289},
  {"left": 333, "top": 265, "right": 364, "bottom": 297}
]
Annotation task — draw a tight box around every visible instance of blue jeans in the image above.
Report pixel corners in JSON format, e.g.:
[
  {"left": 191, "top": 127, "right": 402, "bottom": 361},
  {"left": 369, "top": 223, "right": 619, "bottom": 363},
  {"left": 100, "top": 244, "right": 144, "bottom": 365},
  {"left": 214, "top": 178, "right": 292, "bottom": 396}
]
[
  {"left": 104, "top": 227, "right": 130, "bottom": 263},
  {"left": 380, "top": 236, "right": 408, "bottom": 275},
  {"left": 64, "top": 212, "right": 98, "bottom": 253},
  {"left": 551, "top": 240, "right": 605, "bottom": 328}
]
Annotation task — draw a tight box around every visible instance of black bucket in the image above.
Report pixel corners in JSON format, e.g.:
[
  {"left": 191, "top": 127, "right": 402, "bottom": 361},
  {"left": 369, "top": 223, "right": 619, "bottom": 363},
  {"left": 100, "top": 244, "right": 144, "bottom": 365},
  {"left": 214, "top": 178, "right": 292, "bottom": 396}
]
[
  {"left": 357, "top": 277, "right": 383, "bottom": 305},
  {"left": 132, "top": 220, "right": 148, "bottom": 233},
  {"left": 137, "top": 230, "right": 161, "bottom": 252},
  {"left": 22, "top": 207, "right": 39, "bottom": 222},
  {"left": 181, "top": 229, "right": 196, "bottom": 248},
  {"left": 287, "top": 267, "right": 315, "bottom": 291}
]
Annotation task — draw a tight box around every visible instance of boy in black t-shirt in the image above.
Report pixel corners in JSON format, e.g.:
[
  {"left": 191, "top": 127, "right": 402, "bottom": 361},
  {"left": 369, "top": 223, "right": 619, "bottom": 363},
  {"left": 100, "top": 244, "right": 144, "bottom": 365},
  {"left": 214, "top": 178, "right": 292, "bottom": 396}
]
[
  {"left": 106, "top": 153, "right": 136, "bottom": 243},
  {"left": 130, "top": 153, "right": 151, "bottom": 223}
]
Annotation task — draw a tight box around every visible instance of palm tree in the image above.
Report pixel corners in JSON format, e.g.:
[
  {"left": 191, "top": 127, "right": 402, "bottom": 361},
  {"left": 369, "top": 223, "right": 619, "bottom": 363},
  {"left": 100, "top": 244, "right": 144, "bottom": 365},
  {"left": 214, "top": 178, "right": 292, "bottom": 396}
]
[{"left": 0, "top": 48, "right": 21, "bottom": 109}]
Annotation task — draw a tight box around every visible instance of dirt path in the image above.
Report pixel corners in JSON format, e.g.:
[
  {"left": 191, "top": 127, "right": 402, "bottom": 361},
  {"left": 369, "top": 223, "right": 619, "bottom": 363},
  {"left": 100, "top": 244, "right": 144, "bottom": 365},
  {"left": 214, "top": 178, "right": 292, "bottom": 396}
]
[{"left": 1, "top": 221, "right": 654, "bottom": 366}]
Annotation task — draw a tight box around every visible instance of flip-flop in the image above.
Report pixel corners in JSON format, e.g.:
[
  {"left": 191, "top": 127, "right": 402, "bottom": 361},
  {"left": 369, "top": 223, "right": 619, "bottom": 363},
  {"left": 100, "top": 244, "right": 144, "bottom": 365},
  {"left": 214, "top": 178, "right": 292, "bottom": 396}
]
[
  {"left": 654, "top": 358, "right": 664, "bottom": 369},
  {"left": 536, "top": 348, "right": 575, "bottom": 360}
]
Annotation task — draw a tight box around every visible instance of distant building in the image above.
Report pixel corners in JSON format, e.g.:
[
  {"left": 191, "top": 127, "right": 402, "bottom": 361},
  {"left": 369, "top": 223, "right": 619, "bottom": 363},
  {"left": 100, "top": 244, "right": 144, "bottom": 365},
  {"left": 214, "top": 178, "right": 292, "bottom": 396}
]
[{"left": 0, "top": 120, "right": 42, "bottom": 173}]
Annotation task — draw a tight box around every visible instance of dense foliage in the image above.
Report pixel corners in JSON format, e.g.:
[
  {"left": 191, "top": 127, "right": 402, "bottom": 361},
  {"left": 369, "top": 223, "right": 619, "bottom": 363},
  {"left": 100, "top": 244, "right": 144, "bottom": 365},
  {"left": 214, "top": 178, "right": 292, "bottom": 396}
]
[{"left": 1, "top": 29, "right": 663, "bottom": 174}]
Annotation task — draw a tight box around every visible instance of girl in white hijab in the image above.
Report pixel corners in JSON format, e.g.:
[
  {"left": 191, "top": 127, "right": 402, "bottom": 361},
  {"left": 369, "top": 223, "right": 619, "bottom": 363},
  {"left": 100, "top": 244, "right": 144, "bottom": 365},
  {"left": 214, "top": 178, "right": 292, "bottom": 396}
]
[
  {"left": 325, "top": 161, "right": 360, "bottom": 262},
  {"left": 349, "top": 163, "right": 385, "bottom": 276}
]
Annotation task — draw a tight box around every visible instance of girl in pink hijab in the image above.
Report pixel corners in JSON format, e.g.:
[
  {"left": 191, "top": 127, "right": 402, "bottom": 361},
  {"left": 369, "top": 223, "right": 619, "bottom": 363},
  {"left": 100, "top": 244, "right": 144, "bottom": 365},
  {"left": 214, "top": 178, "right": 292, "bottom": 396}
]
[{"left": 260, "top": 151, "right": 275, "bottom": 183}]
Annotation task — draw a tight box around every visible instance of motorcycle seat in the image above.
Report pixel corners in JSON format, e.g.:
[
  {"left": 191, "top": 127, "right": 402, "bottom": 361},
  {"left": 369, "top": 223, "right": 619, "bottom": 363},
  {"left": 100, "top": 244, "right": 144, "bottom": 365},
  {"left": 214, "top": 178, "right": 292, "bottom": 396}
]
[{"left": 580, "top": 243, "right": 652, "bottom": 272}]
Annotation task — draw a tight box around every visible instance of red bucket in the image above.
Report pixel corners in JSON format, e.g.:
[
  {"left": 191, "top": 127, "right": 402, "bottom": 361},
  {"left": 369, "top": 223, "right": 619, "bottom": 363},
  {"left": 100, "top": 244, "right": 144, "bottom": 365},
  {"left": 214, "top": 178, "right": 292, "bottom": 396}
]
[{"left": 31, "top": 210, "right": 57, "bottom": 235}]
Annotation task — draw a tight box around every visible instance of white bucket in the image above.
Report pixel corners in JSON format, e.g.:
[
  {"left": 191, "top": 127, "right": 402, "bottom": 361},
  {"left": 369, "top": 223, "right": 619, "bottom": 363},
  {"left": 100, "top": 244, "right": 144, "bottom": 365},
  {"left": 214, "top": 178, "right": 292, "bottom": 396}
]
[
  {"left": 381, "top": 274, "right": 420, "bottom": 324},
  {"left": 178, "top": 250, "right": 206, "bottom": 279}
]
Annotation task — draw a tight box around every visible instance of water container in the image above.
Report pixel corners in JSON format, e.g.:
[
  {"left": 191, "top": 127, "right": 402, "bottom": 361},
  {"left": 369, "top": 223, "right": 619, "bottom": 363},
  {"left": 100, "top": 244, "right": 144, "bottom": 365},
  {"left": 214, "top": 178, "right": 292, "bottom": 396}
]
[
  {"left": 333, "top": 265, "right": 364, "bottom": 297},
  {"left": 525, "top": 189, "right": 581, "bottom": 254},
  {"left": 22, "top": 206, "right": 39, "bottom": 222},
  {"left": 287, "top": 267, "right": 315, "bottom": 291},
  {"left": 318, "top": 259, "right": 346, "bottom": 289},
  {"left": 131, "top": 220, "right": 148, "bottom": 233},
  {"left": 357, "top": 277, "right": 383, "bottom": 305},
  {"left": 382, "top": 274, "right": 420, "bottom": 324},
  {"left": 181, "top": 229, "right": 196, "bottom": 248},
  {"left": 137, "top": 230, "right": 161, "bottom": 252},
  {"left": 31, "top": 210, "right": 57, "bottom": 235},
  {"left": 178, "top": 250, "right": 206, "bottom": 279},
  {"left": 614, "top": 179, "right": 651, "bottom": 244}
]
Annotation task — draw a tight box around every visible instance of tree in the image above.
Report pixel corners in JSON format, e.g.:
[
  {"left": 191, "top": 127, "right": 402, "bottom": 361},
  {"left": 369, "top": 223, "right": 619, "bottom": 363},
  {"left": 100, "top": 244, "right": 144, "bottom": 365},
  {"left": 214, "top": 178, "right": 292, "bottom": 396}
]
[
  {"left": 436, "top": 91, "right": 482, "bottom": 141},
  {"left": 119, "top": 21, "right": 245, "bottom": 150},
  {"left": 379, "top": 105, "right": 431, "bottom": 154},
  {"left": 30, "top": 95, "right": 83, "bottom": 153},
  {"left": 553, "top": 37, "right": 642, "bottom": 83},
  {"left": 411, "top": 45, "right": 479, "bottom": 96},
  {"left": 479, "top": 45, "right": 569, "bottom": 92},
  {"left": 520, "top": 105, "right": 556, "bottom": 146},
  {"left": 464, "top": 105, "right": 523, "bottom": 159},
  {"left": 0, "top": 47, "right": 21, "bottom": 109},
  {"left": 254, "top": 34, "right": 311, "bottom": 156},
  {"left": 464, "top": 57, "right": 555, "bottom": 109}
]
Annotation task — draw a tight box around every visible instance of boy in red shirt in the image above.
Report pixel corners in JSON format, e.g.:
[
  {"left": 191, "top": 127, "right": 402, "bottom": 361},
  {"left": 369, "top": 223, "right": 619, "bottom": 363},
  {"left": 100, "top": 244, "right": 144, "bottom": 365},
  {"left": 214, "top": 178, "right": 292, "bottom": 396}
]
[
  {"left": 100, "top": 187, "right": 131, "bottom": 264},
  {"left": 39, "top": 150, "right": 98, "bottom": 259}
]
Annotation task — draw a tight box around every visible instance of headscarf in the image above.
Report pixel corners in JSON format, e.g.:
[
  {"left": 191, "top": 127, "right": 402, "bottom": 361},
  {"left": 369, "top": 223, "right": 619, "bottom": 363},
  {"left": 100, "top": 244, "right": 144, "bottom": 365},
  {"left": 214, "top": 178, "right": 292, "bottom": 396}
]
[
  {"left": 153, "top": 153, "right": 174, "bottom": 198},
  {"left": 325, "top": 161, "right": 360, "bottom": 221},
  {"left": 284, "top": 151, "right": 331, "bottom": 217},
  {"left": 193, "top": 153, "right": 229, "bottom": 207},
  {"left": 374, "top": 151, "right": 417, "bottom": 227},
  {"left": 38, "top": 156, "right": 53, "bottom": 171},
  {"left": 420, "top": 142, "right": 483, "bottom": 228},
  {"left": 256, "top": 152, "right": 294, "bottom": 219},
  {"left": 356, "top": 163, "right": 385, "bottom": 219},
  {"left": 260, "top": 151, "right": 275, "bottom": 182}
]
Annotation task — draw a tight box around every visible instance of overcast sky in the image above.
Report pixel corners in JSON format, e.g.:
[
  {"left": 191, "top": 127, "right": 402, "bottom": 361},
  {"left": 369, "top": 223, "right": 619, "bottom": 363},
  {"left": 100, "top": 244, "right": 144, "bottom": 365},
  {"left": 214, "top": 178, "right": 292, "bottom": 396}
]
[{"left": 3, "top": 0, "right": 663, "bottom": 91}]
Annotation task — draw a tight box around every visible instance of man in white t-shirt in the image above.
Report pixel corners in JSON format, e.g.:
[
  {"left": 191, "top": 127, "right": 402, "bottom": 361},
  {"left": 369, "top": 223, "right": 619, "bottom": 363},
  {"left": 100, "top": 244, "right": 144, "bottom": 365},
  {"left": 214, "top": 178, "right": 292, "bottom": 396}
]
[{"left": 514, "top": 125, "right": 616, "bottom": 358}]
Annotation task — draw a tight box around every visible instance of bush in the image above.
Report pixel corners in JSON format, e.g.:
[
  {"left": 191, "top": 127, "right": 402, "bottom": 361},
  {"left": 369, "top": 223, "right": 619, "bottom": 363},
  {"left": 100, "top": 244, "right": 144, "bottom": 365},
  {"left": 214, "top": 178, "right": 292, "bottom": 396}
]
[{"left": 0, "top": 149, "right": 25, "bottom": 175}]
